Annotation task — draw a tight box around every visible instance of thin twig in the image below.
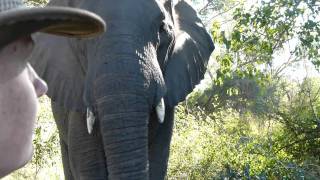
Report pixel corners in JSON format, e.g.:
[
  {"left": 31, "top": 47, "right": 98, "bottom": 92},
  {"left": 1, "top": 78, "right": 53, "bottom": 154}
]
[{"left": 204, "top": 4, "right": 240, "bottom": 26}]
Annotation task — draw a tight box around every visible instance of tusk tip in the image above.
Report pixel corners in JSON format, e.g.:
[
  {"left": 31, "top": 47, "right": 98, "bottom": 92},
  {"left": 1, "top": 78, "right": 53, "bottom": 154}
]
[
  {"left": 156, "top": 98, "right": 165, "bottom": 124},
  {"left": 86, "top": 108, "right": 95, "bottom": 134}
]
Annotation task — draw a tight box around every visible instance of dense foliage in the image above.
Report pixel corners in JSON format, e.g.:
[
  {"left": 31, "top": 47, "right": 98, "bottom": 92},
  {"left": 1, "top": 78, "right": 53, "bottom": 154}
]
[
  {"left": 168, "top": 78, "right": 320, "bottom": 179},
  {"left": 170, "top": 0, "right": 320, "bottom": 178},
  {"left": 24, "top": 0, "right": 47, "bottom": 6}
]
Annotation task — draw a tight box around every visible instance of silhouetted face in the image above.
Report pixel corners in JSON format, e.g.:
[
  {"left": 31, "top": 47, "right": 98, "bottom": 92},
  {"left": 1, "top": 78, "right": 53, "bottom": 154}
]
[{"left": 0, "top": 36, "right": 48, "bottom": 176}]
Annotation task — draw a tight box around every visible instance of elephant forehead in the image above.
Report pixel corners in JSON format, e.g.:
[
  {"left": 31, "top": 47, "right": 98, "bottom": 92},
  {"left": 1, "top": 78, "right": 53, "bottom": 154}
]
[{"left": 81, "top": 0, "right": 164, "bottom": 28}]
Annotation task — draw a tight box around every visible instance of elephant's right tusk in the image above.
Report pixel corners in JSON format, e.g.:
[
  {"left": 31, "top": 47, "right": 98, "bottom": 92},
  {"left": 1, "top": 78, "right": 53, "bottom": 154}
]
[
  {"left": 86, "top": 108, "right": 95, "bottom": 134},
  {"left": 156, "top": 98, "right": 165, "bottom": 123}
]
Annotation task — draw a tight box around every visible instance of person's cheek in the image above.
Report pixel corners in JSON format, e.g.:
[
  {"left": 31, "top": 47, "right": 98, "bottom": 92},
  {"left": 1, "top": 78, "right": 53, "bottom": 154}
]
[{"left": 0, "top": 68, "right": 38, "bottom": 168}]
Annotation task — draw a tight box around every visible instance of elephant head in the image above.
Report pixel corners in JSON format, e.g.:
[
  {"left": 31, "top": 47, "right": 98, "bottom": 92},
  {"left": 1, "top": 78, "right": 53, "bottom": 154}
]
[{"left": 30, "top": 0, "right": 214, "bottom": 179}]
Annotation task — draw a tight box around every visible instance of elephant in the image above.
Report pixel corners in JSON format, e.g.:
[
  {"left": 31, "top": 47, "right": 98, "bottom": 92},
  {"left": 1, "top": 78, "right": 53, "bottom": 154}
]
[{"left": 30, "top": 0, "right": 214, "bottom": 179}]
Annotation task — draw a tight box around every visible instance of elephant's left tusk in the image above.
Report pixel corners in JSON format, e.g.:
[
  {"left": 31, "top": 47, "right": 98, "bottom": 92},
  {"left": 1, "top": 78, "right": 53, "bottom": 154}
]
[
  {"left": 156, "top": 98, "right": 165, "bottom": 123},
  {"left": 87, "top": 108, "right": 96, "bottom": 134}
]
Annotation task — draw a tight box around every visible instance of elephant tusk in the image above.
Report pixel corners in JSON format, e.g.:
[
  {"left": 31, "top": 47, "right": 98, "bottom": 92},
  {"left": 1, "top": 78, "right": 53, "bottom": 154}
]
[
  {"left": 86, "top": 108, "right": 96, "bottom": 134},
  {"left": 156, "top": 98, "right": 165, "bottom": 123}
]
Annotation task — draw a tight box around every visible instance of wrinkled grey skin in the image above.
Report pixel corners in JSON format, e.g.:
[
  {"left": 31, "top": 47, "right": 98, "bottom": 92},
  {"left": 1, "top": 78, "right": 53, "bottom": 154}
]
[{"left": 30, "top": 0, "right": 214, "bottom": 179}]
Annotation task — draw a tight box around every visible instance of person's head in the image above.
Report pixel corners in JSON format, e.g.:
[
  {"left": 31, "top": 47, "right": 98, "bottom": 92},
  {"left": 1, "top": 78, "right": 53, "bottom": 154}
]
[
  {"left": 0, "top": 0, "right": 106, "bottom": 177},
  {"left": 0, "top": 0, "right": 106, "bottom": 94}
]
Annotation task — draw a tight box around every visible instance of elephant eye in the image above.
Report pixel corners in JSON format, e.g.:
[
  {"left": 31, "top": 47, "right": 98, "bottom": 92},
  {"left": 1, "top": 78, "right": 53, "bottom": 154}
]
[{"left": 159, "top": 22, "right": 166, "bottom": 33}]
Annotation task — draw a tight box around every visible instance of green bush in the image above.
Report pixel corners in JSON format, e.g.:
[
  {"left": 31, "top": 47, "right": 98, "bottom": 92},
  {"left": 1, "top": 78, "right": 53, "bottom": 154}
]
[
  {"left": 24, "top": 0, "right": 48, "bottom": 6},
  {"left": 168, "top": 103, "right": 319, "bottom": 179}
]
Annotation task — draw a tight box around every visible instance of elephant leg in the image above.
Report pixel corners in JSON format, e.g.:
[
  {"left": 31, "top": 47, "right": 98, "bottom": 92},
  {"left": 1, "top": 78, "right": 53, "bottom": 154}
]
[
  {"left": 148, "top": 107, "right": 175, "bottom": 180},
  {"left": 51, "top": 101, "right": 75, "bottom": 180},
  {"left": 59, "top": 140, "right": 74, "bottom": 180},
  {"left": 52, "top": 102, "right": 108, "bottom": 180},
  {"left": 68, "top": 110, "right": 108, "bottom": 180}
]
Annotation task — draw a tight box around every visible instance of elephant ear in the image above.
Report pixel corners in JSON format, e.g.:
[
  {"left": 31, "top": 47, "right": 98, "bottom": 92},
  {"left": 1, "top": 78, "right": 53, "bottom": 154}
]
[
  {"left": 164, "top": 0, "right": 214, "bottom": 107},
  {"left": 29, "top": 34, "right": 86, "bottom": 111}
]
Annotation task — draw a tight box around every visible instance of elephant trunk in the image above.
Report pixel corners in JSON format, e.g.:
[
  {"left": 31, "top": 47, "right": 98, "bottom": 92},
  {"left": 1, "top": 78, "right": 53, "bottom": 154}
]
[
  {"left": 96, "top": 93, "right": 149, "bottom": 179},
  {"left": 93, "top": 48, "right": 152, "bottom": 179}
]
